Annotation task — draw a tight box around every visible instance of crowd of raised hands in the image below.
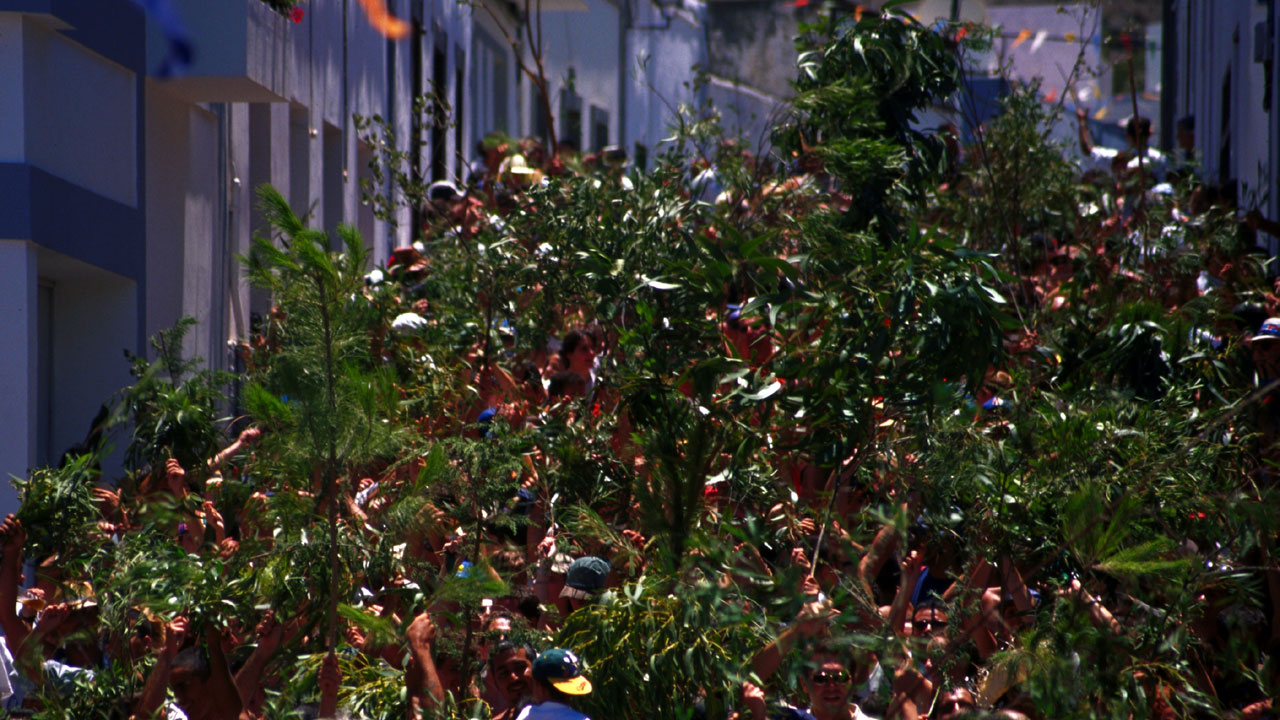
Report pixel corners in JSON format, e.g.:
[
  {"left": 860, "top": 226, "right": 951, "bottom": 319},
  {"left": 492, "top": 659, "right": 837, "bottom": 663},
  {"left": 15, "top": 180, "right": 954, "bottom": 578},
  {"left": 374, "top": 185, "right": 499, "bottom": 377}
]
[{"left": 4, "top": 125, "right": 1280, "bottom": 720}]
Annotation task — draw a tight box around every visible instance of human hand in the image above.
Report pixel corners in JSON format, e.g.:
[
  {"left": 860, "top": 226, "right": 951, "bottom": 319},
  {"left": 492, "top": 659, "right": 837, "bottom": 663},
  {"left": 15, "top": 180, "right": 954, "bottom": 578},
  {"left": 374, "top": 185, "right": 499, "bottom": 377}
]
[
  {"left": 742, "top": 680, "right": 767, "bottom": 718},
  {"left": 790, "top": 546, "right": 812, "bottom": 571},
  {"left": 35, "top": 602, "right": 70, "bottom": 634},
  {"left": 344, "top": 624, "right": 367, "bottom": 649},
  {"left": 441, "top": 529, "right": 466, "bottom": 555},
  {"left": 1057, "top": 577, "right": 1086, "bottom": 600},
  {"left": 794, "top": 597, "right": 835, "bottom": 638},
  {"left": 162, "top": 615, "right": 189, "bottom": 659},
  {"left": 536, "top": 532, "right": 556, "bottom": 559},
  {"left": 217, "top": 537, "right": 239, "bottom": 559},
  {"left": 901, "top": 549, "right": 924, "bottom": 585},
  {"left": 202, "top": 501, "right": 226, "bottom": 543},
  {"left": 238, "top": 426, "right": 262, "bottom": 447},
  {"left": 165, "top": 459, "right": 187, "bottom": 497},
  {"left": 18, "top": 587, "right": 45, "bottom": 616},
  {"left": 205, "top": 473, "right": 224, "bottom": 498},
  {"left": 406, "top": 612, "right": 436, "bottom": 648},
  {"left": 0, "top": 514, "right": 26, "bottom": 555},
  {"left": 799, "top": 574, "right": 822, "bottom": 599},
  {"left": 892, "top": 662, "right": 933, "bottom": 708},
  {"left": 622, "top": 529, "right": 646, "bottom": 550},
  {"left": 93, "top": 487, "right": 121, "bottom": 519},
  {"left": 255, "top": 611, "right": 284, "bottom": 650},
  {"left": 93, "top": 520, "right": 118, "bottom": 543}
]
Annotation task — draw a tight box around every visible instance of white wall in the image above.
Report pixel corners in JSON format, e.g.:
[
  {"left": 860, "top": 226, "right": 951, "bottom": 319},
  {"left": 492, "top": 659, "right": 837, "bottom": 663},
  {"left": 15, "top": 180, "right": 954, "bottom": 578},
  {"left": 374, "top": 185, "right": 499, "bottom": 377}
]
[
  {"left": 145, "top": 85, "right": 232, "bottom": 372},
  {"left": 182, "top": 105, "right": 224, "bottom": 368},
  {"left": 144, "top": 83, "right": 190, "bottom": 344},
  {"left": 24, "top": 18, "right": 137, "bottom": 207},
  {"left": 0, "top": 241, "right": 38, "bottom": 517},
  {"left": 1178, "top": 2, "right": 1274, "bottom": 201},
  {"left": 537, "top": 0, "right": 623, "bottom": 150},
  {"left": 626, "top": 2, "right": 707, "bottom": 160}
]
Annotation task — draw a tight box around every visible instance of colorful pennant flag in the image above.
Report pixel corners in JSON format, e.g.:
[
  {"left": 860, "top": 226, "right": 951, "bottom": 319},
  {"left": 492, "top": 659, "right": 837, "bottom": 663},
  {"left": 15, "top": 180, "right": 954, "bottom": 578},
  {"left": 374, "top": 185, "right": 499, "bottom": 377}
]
[
  {"left": 130, "top": 0, "right": 193, "bottom": 76},
  {"left": 1011, "top": 28, "right": 1032, "bottom": 49},
  {"left": 1030, "top": 30, "right": 1049, "bottom": 54},
  {"left": 356, "top": 0, "right": 410, "bottom": 38}
]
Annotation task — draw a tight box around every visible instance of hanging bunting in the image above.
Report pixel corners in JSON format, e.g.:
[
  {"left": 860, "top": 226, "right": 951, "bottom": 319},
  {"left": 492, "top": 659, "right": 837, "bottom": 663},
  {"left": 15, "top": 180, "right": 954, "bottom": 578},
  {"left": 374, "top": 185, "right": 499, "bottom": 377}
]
[
  {"left": 1043, "top": 87, "right": 1058, "bottom": 103},
  {"left": 131, "top": 0, "right": 193, "bottom": 77},
  {"left": 854, "top": 5, "right": 864, "bottom": 21},
  {"left": 356, "top": 0, "right": 410, "bottom": 38},
  {"left": 1064, "top": 32, "right": 1077, "bottom": 42},
  {"left": 1030, "top": 30, "right": 1049, "bottom": 54},
  {"left": 1011, "top": 28, "right": 1032, "bottom": 49}
]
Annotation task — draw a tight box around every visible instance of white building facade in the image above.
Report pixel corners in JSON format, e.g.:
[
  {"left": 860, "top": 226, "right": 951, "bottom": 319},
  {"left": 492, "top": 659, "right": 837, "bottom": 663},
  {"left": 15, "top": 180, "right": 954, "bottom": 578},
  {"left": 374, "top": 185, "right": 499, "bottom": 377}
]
[
  {"left": 1169, "top": 0, "right": 1280, "bottom": 250},
  {"left": 0, "top": 0, "right": 767, "bottom": 513}
]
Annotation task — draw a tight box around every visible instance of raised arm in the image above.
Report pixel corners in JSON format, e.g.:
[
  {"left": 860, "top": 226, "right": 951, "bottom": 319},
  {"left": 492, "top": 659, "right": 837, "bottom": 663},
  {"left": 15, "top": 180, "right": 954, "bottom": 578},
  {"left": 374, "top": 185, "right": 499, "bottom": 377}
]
[
  {"left": 405, "top": 611, "right": 446, "bottom": 719},
  {"left": 0, "top": 515, "right": 29, "bottom": 660},
  {"left": 208, "top": 426, "right": 262, "bottom": 473},
  {"left": 750, "top": 598, "right": 834, "bottom": 682},
  {"left": 886, "top": 550, "right": 923, "bottom": 637},
  {"left": 1060, "top": 578, "right": 1122, "bottom": 634},
  {"left": 132, "top": 615, "right": 187, "bottom": 720},
  {"left": 1075, "top": 107, "right": 1094, "bottom": 156},
  {"left": 205, "top": 624, "right": 246, "bottom": 720},
  {"left": 235, "top": 611, "right": 285, "bottom": 711},
  {"left": 858, "top": 521, "right": 900, "bottom": 600}
]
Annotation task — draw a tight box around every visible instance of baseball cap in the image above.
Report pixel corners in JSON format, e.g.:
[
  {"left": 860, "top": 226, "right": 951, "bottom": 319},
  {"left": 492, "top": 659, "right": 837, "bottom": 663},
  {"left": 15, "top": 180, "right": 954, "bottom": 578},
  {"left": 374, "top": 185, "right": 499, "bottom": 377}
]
[
  {"left": 427, "top": 180, "right": 460, "bottom": 202},
  {"left": 1252, "top": 317, "right": 1280, "bottom": 342},
  {"left": 560, "top": 556, "right": 610, "bottom": 600},
  {"left": 532, "top": 648, "right": 592, "bottom": 695}
]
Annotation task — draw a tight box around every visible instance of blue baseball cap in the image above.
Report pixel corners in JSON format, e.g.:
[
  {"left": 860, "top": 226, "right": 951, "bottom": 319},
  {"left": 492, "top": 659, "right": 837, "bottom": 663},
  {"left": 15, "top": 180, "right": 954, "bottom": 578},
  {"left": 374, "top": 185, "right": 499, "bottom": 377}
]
[{"left": 532, "top": 648, "right": 592, "bottom": 695}]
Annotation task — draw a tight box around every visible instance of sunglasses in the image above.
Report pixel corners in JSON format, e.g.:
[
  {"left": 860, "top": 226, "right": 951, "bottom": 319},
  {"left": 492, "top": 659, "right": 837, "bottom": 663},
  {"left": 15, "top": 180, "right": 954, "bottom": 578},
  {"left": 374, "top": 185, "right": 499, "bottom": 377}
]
[
  {"left": 913, "top": 618, "right": 944, "bottom": 630},
  {"left": 809, "top": 670, "right": 850, "bottom": 685}
]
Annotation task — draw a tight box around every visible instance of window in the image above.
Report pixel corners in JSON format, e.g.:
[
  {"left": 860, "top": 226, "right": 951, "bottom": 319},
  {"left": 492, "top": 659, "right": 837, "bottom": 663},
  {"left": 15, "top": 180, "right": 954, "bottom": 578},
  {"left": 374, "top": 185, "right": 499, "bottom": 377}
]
[
  {"left": 431, "top": 34, "right": 448, "bottom": 181},
  {"left": 323, "top": 123, "right": 343, "bottom": 243},
  {"left": 560, "top": 86, "right": 583, "bottom": 151},
  {"left": 410, "top": 18, "right": 424, "bottom": 235},
  {"left": 471, "top": 29, "right": 509, "bottom": 139},
  {"left": 289, "top": 104, "right": 311, "bottom": 222},
  {"left": 455, "top": 48, "right": 465, "bottom": 176},
  {"left": 633, "top": 142, "right": 648, "bottom": 171},
  {"left": 590, "top": 105, "right": 609, "bottom": 152},
  {"left": 531, "top": 83, "right": 549, "bottom": 145}
]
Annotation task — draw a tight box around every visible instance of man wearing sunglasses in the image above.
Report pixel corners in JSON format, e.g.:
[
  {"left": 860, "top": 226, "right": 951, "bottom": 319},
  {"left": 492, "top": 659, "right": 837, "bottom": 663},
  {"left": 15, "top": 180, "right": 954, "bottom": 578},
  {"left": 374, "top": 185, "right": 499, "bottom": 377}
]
[
  {"left": 798, "top": 652, "right": 877, "bottom": 720},
  {"left": 738, "top": 649, "right": 875, "bottom": 720}
]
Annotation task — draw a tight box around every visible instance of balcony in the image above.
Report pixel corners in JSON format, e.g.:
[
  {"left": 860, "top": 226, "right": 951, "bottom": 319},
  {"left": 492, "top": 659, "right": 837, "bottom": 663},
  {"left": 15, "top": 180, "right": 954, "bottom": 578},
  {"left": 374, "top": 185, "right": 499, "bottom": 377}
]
[{"left": 145, "top": 0, "right": 289, "bottom": 102}]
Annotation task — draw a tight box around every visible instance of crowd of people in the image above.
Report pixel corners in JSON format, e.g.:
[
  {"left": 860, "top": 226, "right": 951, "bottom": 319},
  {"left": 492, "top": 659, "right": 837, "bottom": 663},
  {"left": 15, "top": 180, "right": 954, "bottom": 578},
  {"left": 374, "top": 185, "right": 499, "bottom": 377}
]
[{"left": 3, "top": 89, "right": 1280, "bottom": 720}]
